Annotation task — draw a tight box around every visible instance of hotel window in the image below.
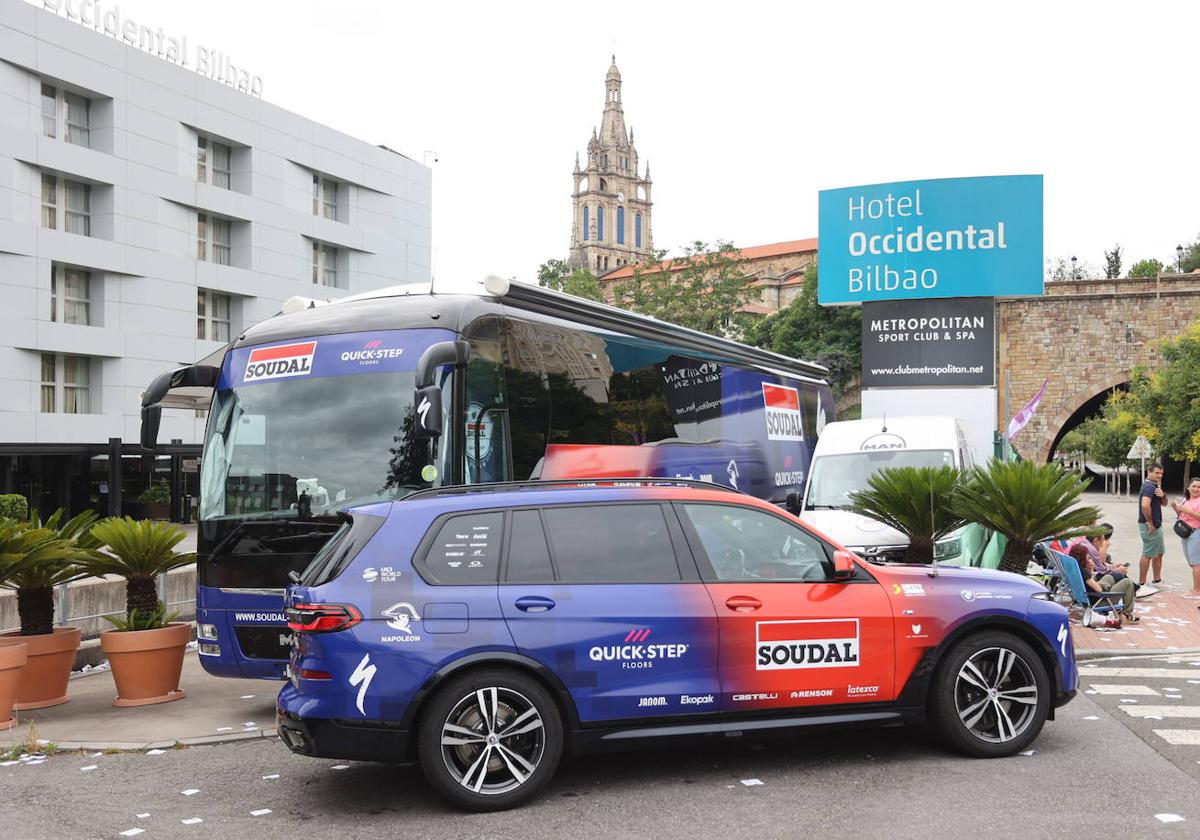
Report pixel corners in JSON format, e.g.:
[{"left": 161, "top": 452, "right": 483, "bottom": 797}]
[
  {"left": 197, "top": 136, "right": 232, "bottom": 189},
  {"left": 197, "top": 213, "right": 232, "bottom": 265},
  {"left": 40, "top": 85, "right": 91, "bottom": 147},
  {"left": 312, "top": 242, "right": 340, "bottom": 288},
  {"left": 51, "top": 266, "right": 91, "bottom": 325},
  {"left": 40, "top": 353, "right": 91, "bottom": 414},
  {"left": 197, "top": 289, "right": 232, "bottom": 341},
  {"left": 41, "top": 175, "right": 91, "bottom": 235},
  {"left": 312, "top": 174, "right": 339, "bottom": 220}
]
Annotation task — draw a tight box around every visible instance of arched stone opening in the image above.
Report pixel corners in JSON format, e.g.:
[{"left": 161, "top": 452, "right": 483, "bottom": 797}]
[{"left": 1039, "top": 371, "right": 1131, "bottom": 462}]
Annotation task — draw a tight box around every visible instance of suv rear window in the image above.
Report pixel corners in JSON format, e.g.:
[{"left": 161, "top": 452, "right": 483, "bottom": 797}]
[
  {"left": 541, "top": 504, "right": 680, "bottom": 583},
  {"left": 422, "top": 511, "right": 503, "bottom": 583}
]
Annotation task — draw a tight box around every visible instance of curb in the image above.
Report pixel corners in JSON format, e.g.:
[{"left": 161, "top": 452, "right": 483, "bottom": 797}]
[
  {"left": 1076, "top": 646, "right": 1200, "bottom": 661},
  {"left": 51, "top": 729, "right": 280, "bottom": 753}
]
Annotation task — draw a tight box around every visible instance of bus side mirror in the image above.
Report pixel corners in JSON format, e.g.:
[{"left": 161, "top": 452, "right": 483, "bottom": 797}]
[
  {"left": 785, "top": 490, "right": 803, "bottom": 514},
  {"left": 414, "top": 386, "right": 443, "bottom": 438},
  {"left": 140, "top": 404, "right": 162, "bottom": 451},
  {"left": 832, "top": 549, "right": 857, "bottom": 580}
]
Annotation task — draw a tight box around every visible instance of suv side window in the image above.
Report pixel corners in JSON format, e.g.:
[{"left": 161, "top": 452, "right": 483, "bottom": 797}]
[
  {"left": 680, "top": 503, "right": 830, "bottom": 582},
  {"left": 422, "top": 511, "right": 503, "bottom": 583},
  {"left": 506, "top": 509, "right": 555, "bottom": 583},
  {"left": 541, "top": 504, "right": 681, "bottom": 583}
]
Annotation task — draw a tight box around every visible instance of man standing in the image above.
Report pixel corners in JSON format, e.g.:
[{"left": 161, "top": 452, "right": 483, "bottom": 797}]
[{"left": 1138, "top": 463, "right": 1166, "bottom": 594}]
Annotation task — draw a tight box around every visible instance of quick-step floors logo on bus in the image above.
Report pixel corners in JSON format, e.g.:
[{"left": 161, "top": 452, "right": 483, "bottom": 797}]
[{"left": 244, "top": 342, "right": 317, "bottom": 382}]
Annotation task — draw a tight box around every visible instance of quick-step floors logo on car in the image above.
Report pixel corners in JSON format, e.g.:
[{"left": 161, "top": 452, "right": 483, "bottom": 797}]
[
  {"left": 762, "top": 382, "right": 804, "bottom": 441},
  {"left": 588, "top": 628, "right": 688, "bottom": 670},
  {"left": 380, "top": 602, "right": 421, "bottom": 643},
  {"left": 244, "top": 341, "right": 317, "bottom": 382},
  {"left": 755, "top": 618, "right": 860, "bottom": 670}
]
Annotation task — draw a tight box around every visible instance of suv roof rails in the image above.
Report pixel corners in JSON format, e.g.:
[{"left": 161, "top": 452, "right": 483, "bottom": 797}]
[{"left": 403, "top": 477, "right": 738, "bottom": 502}]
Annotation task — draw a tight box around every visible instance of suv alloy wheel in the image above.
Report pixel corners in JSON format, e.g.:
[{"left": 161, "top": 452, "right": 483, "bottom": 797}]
[
  {"left": 929, "top": 631, "right": 1051, "bottom": 757},
  {"left": 418, "top": 668, "right": 564, "bottom": 811}
]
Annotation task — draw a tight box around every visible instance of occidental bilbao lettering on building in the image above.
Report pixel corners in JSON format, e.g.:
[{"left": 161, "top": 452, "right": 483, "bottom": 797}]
[{"left": 817, "top": 175, "right": 1044, "bottom": 305}]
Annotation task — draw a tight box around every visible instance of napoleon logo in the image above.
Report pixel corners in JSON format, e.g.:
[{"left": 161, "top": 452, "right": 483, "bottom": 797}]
[
  {"left": 380, "top": 602, "right": 421, "bottom": 643},
  {"left": 762, "top": 383, "right": 804, "bottom": 441},
  {"left": 243, "top": 342, "right": 317, "bottom": 382},
  {"left": 755, "top": 619, "right": 860, "bottom": 670}
]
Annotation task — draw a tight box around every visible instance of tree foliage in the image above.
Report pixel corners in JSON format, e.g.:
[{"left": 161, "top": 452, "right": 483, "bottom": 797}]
[
  {"left": 749, "top": 264, "right": 861, "bottom": 397},
  {"left": 1129, "top": 322, "right": 1200, "bottom": 463},
  {"left": 1103, "top": 244, "right": 1123, "bottom": 279},
  {"left": 1180, "top": 236, "right": 1200, "bottom": 274},
  {"left": 536, "top": 259, "right": 604, "bottom": 302},
  {"left": 1129, "top": 258, "right": 1164, "bottom": 279},
  {"left": 610, "top": 241, "right": 757, "bottom": 338}
]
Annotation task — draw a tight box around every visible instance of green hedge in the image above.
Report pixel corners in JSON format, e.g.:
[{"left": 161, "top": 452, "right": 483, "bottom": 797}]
[{"left": 0, "top": 494, "right": 29, "bottom": 520}]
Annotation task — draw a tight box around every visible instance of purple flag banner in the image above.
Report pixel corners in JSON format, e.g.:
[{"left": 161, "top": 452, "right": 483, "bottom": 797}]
[{"left": 1007, "top": 378, "right": 1048, "bottom": 440}]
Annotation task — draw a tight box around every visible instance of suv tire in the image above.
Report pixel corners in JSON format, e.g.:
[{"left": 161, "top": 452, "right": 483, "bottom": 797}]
[
  {"left": 417, "top": 668, "right": 563, "bottom": 811},
  {"left": 929, "top": 631, "right": 1050, "bottom": 758}
]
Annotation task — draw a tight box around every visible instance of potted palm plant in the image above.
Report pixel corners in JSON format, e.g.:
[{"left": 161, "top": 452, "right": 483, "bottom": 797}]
[
  {"left": 86, "top": 517, "right": 195, "bottom": 707},
  {"left": 951, "top": 459, "right": 1100, "bottom": 575},
  {"left": 0, "top": 520, "right": 35, "bottom": 729},
  {"left": 0, "top": 510, "right": 95, "bottom": 709},
  {"left": 847, "top": 466, "right": 966, "bottom": 563}
]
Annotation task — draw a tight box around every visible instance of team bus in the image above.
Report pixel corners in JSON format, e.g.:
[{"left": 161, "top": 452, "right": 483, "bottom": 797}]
[{"left": 140, "top": 277, "right": 835, "bottom": 679}]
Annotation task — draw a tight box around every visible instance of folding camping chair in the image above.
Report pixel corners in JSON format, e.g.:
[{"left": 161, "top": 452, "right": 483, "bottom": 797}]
[{"left": 1033, "top": 543, "right": 1125, "bottom": 622}]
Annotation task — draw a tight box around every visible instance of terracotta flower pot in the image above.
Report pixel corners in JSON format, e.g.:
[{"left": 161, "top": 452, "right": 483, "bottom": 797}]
[
  {"left": 0, "top": 627, "right": 80, "bottom": 710},
  {"left": 100, "top": 622, "right": 191, "bottom": 707},
  {"left": 0, "top": 641, "right": 29, "bottom": 731}
]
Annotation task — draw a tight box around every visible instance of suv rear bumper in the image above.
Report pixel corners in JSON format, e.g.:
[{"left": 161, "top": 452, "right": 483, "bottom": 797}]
[{"left": 277, "top": 708, "right": 410, "bottom": 761}]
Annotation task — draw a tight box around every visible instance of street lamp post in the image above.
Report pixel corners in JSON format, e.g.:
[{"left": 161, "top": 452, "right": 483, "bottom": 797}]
[
  {"left": 1070, "top": 255, "right": 1078, "bottom": 280},
  {"left": 1178, "top": 244, "right": 1186, "bottom": 274}
]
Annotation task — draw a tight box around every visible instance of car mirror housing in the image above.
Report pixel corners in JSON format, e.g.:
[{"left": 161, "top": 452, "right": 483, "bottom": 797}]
[{"left": 832, "top": 549, "right": 857, "bottom": 580}]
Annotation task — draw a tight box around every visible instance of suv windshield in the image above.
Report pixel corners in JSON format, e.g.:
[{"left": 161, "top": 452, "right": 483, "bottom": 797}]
[
  {"left": 200, "top": 371, "right": 434, "bottom": 521},
  {"left": 805, "top": 449, "right": 955, "bottom": 509}
]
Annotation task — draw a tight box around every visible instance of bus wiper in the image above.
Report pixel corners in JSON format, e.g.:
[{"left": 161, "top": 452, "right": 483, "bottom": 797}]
[{"left": 806, "top": 504, "right": 842, "bottom": 510}]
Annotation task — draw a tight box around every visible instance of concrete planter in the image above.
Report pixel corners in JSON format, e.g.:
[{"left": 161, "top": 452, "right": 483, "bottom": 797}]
[
  {"left": 0, "top": 640, "right": 28, "bottom": 731},
  {"left": 0, "top": 627, "right": 80, "bottom": 710},
  {"left": 100, "top": 622, "right": 190, "bottom": 707}
]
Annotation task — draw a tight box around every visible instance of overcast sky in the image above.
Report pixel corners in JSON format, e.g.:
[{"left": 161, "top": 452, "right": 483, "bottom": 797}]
[{"left": 39, "top": 0, "right": 1200, "bottom": 285}]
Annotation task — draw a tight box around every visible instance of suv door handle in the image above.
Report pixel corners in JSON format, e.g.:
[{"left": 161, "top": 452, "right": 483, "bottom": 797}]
[
  {"left": 515, "top": 596, "right": 556, "bottom": 613},
  {"left": 724, "top": 595, "right": 762, "bottom": 612}
]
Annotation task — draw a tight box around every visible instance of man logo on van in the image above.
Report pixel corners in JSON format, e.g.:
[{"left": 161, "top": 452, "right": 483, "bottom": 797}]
[{"left": 860, "top": 433, "right": 907, "bottom": 451}]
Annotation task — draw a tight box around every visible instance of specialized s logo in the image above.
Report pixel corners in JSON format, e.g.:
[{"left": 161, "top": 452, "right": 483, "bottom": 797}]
[
  {"left": 756, "top": 619, "right": 860, "bottom": 670},
  {"left": 244, "top": 342, "right": 317, "bottom": 382},
  {"left": 762, "top": 383, "right": 804, "bottom": 441},
  {"left": 1057, "top": 623, "right": 1069, "bottom": 657},
  {"left": 348, "top": 653, "right": 376, "bottom": 715}
]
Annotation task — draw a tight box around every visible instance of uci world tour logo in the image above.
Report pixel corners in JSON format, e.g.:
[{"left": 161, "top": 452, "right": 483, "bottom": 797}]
[
  {"left": 762, "top": 382, "right": 804, "bottom": 441},
  {"left": 244, "top": 341, "right": 317, "bottom": 382}
]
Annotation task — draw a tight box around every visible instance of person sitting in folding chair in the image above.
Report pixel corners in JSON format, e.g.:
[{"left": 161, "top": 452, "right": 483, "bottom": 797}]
[{"left": 1069, "top": 543, "right": 1138, "bottom": 622}]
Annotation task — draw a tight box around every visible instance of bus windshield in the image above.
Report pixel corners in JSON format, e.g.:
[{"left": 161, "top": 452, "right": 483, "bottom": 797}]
[{"left": 805, "top": 449, "right": 955, "bottom": 509}]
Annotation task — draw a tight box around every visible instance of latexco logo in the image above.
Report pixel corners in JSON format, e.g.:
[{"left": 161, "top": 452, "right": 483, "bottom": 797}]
[
  {"left": 762, "top": 382, "right": 804, "bottom": 441},
  {"left": 588, "top": 628, "right": 688, "bottom": 670},
  {"left": 244, "top": 342, "right": 317, "bottom": 382},
  {"left": 755, "top": 619, "right": 861, "bottom": 670}
]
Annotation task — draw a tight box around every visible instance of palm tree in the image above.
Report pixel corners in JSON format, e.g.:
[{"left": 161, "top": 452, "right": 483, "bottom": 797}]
[
  {"left": 847, "top": 466, "right": 966, "bottom": 563},
  {"left": 952, "top": 460, "right": 1099, "bottom": 575},
  {"left": 86, "top": 517, "right": 195, "bottom": 625},
  {"left": 0, "top": 512, "right": 95, "bottom": 636}
]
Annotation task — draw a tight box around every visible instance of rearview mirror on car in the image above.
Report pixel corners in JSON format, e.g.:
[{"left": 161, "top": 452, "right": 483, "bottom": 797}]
[{"left": 832, "top": 549, "right": 857, "bottom": 580}]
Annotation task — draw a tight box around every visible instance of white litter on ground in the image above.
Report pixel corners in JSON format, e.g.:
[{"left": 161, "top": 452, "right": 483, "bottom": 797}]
[
  {"left": 240, "top": 695, "right": 256, "bottom": 699},
  {"left": 181, "top": 817, "right": 203, "bottom": 825},
  {"left": 135, "top": 814, "right": 149, "bottom": 819},
  {"left": 331, "top": 764, "right": 350, "bottom": 770},
  {"left": 180, "top": 789, "right": 200, "bottom": 796},
  {"left": 1154, "top": 814, "right": 1185, "bottom": 824},
  {"left": 1083, "top": 716, "right": 1100, "bottom": 720},
  {"left": 251, "top": 809, "right": 272, "bottom": 816},
  {"left": 740, "top": 779, "right": 764, "bottom": 786},
  {"left": 0, "top": 760, "right": 18, "bottom": 767},
  {"left": 88, "top": 752, "right": 102, "bottom": 758},
  {"left": 119, "top": 830, "right": 144, "bottom": 837},
  {"left": 243, "top": 721, "right": 256, "bottom": 726},
  {"left": 216, "top": 727, "right": 233, "bottom": 732},
  {"left": 145, "top": 749, "right": 166, "bottom": 756},
  {"left": 80, "top": 765, "right": 97, "bottom": 772},
  {"left": 262, "top": 774, "right": 279, "bottom": 780},
  {"left": 1019, "top": 750, "right": 1036, "bottom": 756}
]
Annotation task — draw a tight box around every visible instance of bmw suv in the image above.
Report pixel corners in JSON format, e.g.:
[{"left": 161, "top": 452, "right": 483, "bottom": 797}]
[{"left": 277, "top": 480, "right": 1076, "bottom": 811}]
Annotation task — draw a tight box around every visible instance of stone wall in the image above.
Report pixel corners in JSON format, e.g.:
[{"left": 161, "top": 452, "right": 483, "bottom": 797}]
[{"left": 997, "top": 274, "right": 1200, "bottom": 461}]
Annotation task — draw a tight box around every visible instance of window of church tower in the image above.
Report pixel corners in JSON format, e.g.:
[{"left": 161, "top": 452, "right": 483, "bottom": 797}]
[
  {"left": 637, "top": 185, "right": 646, "bottom": 201},
  {"left": 599, "top": 178, "right": 607, "bottom": 191},
  {"left": 635, "top": 213, "right": 642, "bottom": 248},
  {"left": 597, "top": 207, "right": 605, "bottom": 241},
  {"left": 617, "top": 207, "right": 625, "bottom": 245},
  {"left": 583, "top": 206, "right": 589, "bottom": 241}
]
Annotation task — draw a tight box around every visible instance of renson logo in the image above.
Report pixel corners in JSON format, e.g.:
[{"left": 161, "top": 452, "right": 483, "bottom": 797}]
[
  {"left": 762, "top": 383, "right": 804, "bottom": 441},
  {"left": 244, "top": 342, "right": 317, "bottom": 382}
]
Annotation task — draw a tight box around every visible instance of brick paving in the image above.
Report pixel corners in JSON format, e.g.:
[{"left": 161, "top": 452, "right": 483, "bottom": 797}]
[{"left": 1071, "top": 582, "right": 1200, "bottom": 655}]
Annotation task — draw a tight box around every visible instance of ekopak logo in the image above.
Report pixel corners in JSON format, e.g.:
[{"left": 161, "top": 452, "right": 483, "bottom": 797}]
[
  {"left": 243, "top": 342, "right": 317, "bottom": 382},
  {"left": 762, "top": 382, "right": 804, "bottom": 441}
]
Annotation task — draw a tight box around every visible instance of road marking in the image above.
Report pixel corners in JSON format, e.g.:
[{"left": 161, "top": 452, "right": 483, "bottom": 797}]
[
  {"left": 1087, "top": 684, "right": 1161, "bottom": 695},
  {"left": 1078, "top": 667, "right": 1200, "bottom": 679},
  {"left": 1152, "top": 730, "right": 1200, "bottom": 745},
  {"left": 1121, "top": 706, "right": 1200, "bottom": 718}
]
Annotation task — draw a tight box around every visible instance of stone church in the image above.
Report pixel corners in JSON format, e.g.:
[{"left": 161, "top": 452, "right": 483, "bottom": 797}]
[{"left": 568, "top": 57, "right": 654, "bottom": 274}]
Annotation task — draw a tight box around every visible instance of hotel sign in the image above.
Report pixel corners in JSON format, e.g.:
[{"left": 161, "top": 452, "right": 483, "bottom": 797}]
[{"left": 40, "top": 0, "right": 264, "bottom": 97}]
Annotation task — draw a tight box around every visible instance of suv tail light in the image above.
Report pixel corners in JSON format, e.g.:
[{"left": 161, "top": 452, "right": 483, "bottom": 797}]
[{"left": 286, "top": 603, "right": 362, "bottom": 634}]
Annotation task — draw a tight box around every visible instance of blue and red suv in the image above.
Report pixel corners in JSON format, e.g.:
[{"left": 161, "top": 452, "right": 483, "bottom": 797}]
[{"left": 277, "top": 480, "right": 1076, "bottom": 811}]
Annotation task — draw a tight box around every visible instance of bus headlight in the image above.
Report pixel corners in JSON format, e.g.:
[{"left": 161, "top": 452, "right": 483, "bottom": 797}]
[
  {"left": 198, "top": 623, "right": 218, "bottom": 641},
  {"left": 934, "top": 538, "right": 962, "bottom": 560}
]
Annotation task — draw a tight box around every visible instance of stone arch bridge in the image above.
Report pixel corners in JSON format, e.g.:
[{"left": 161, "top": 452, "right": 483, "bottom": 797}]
[{"left": 998, "top": 274, "right": 1200, "bottom": 462}]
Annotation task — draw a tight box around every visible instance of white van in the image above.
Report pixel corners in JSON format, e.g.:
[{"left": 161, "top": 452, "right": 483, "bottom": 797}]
[{"left": 799, "top": 416, "right": 984, "bottom": 564}]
